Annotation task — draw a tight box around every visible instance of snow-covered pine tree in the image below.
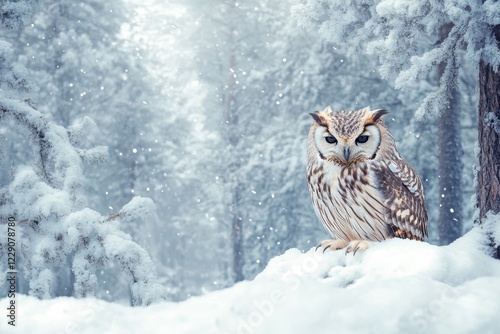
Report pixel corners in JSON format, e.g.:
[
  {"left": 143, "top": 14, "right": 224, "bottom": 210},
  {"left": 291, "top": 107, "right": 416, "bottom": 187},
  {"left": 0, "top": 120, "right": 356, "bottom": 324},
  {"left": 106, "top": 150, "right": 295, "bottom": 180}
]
[
  {"left": 124, "top": 0, "right": 232, "bottom": 299},
  {"left": 0, "top": 0, "right": 167, "bottom": 305},
  {"left": 14, "top": 0, "right": 189, "bottom": 301},
  {"left": 182, "top": 0, "right": 270, "bottom": 284},
  {"left": 16, "top": 0, "right": 149, "bottom": 209},
  {"left": 437, "top": 23, "right": 463, "bottom": 245}
]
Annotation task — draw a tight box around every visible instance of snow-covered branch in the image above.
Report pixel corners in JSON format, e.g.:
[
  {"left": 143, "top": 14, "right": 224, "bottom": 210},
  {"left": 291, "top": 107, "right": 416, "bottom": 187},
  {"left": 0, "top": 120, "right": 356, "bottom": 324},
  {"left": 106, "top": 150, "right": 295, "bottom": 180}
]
[
  {"left": 292, "top": 0, "right": 500, "bottom": 118},
  {"left": 0, "top": 29, "right": 167, "bottom": 305}
]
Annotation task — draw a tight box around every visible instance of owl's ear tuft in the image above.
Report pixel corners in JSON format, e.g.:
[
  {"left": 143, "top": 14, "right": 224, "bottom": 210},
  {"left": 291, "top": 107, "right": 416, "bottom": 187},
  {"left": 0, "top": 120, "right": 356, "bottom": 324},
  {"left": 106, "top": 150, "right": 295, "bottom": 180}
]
[
  {"left": 372, "top": 109, "right": 389, "bottom": 122},
  {"left": 309, "top": 112, "right": 327, "bottom": 126}
]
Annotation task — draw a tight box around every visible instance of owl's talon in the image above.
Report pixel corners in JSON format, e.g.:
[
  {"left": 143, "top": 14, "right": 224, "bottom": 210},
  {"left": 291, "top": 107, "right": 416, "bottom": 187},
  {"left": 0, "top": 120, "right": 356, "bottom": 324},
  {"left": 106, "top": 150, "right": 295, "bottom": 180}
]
[
  {"left": 316, "top": 240, "right": 349, "bottom": 253},
  {"left": 315, "top": 244, "right": 322, "bottom": 252},
  {"left": 345, "top": 240, "right": 371, "bottom": 255},
  {"left": 345, "top": 245, "right": 352, "bottom": 255},
  {"left": 353, "top": 246, "right": 360, "bottom": 256}
]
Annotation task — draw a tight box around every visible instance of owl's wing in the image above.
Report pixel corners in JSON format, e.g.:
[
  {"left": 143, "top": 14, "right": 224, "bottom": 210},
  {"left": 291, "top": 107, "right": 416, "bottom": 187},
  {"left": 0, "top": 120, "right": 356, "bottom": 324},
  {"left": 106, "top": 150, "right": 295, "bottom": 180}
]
[{"left": 373, "top": 159, "right": 428, "bottom": 240}]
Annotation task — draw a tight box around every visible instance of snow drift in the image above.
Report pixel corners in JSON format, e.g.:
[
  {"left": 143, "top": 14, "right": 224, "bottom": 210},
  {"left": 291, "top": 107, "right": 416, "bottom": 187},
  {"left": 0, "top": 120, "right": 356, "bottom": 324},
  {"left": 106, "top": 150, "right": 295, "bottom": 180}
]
[{"left": 1, "top": 227, "right": 500, "bottom": 334}]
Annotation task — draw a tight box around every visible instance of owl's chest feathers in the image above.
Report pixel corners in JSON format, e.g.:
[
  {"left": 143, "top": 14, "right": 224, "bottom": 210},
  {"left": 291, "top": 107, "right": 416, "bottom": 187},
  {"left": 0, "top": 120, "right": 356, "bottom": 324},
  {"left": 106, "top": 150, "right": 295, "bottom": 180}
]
[{"left": 308, "top": 160, "right": 389, "bottom": 241}]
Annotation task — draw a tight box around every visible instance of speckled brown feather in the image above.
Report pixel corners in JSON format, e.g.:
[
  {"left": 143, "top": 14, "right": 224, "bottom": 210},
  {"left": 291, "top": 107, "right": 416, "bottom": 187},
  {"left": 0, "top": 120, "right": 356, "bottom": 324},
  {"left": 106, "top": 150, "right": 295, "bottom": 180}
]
[{"left": 373, "top": 159, "right": 428, "bottom": 240}]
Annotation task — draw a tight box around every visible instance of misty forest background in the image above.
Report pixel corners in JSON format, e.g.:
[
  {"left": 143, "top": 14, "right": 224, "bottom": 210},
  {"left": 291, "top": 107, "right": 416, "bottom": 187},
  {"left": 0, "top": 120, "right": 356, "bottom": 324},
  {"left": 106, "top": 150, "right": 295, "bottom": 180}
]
[{"left": 0, "top": 0, "right": 483, "bottom": 304}]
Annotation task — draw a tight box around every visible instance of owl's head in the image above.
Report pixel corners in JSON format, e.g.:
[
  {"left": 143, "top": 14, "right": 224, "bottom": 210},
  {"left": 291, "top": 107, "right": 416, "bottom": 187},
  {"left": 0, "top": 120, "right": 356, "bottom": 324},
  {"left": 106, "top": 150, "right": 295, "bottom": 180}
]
[{"left": 309, "top": 106, "right": 395, "bottom": 167}]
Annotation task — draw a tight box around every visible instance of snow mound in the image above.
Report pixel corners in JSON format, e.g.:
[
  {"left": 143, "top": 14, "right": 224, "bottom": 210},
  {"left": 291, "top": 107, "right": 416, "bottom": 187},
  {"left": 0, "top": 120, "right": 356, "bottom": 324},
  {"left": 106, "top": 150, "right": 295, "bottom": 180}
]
[{"left": 2, "top": 228, "right": 500, "bottom": 334}]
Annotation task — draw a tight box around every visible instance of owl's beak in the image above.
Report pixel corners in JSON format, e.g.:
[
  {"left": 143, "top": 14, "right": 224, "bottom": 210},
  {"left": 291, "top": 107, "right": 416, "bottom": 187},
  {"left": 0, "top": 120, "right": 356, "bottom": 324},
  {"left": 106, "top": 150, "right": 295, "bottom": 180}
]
[{"left": 344, "top": 148, "right": 351, "bottom": 162}]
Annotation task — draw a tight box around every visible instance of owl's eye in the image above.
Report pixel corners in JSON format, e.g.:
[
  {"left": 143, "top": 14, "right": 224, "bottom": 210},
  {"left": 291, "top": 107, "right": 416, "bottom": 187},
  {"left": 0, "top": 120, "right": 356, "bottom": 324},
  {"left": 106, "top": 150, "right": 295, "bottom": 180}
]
[
  {"left": 356, "top": 135, "right": 369, "bottom": 144},
  {"left": 325, "top": 136, "right": 337, "bottom": 144}
]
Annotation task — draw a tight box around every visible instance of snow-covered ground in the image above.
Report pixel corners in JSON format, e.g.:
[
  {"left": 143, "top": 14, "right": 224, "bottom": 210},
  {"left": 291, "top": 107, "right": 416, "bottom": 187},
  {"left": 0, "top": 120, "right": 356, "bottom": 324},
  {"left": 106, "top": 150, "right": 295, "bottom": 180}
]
[{"left": 2, "top": 227, "right": 500, "bottom": 334}]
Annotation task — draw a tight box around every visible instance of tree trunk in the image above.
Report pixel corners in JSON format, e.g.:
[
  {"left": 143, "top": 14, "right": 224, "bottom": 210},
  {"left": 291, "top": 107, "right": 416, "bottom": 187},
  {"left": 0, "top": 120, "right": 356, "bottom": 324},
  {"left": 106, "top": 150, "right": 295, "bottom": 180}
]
[
  {"left": 437, "top": 24, "right": 463, "bottom": 245},
  {"left": 225, "top": 3, "right": 244, "bottom": 282},
  {"left": 477, "top": 26, "right": 500, "bottom": 259},
  {"left": 231, "top": 190, "right": 244, "bottom": 282}
]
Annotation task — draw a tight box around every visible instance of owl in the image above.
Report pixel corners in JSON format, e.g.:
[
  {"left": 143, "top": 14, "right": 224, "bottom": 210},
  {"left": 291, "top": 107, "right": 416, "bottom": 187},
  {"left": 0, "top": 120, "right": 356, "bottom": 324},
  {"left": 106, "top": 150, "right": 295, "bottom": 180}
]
[{"left": 307, "top": 106, "right": 427, "bottom": 255}]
